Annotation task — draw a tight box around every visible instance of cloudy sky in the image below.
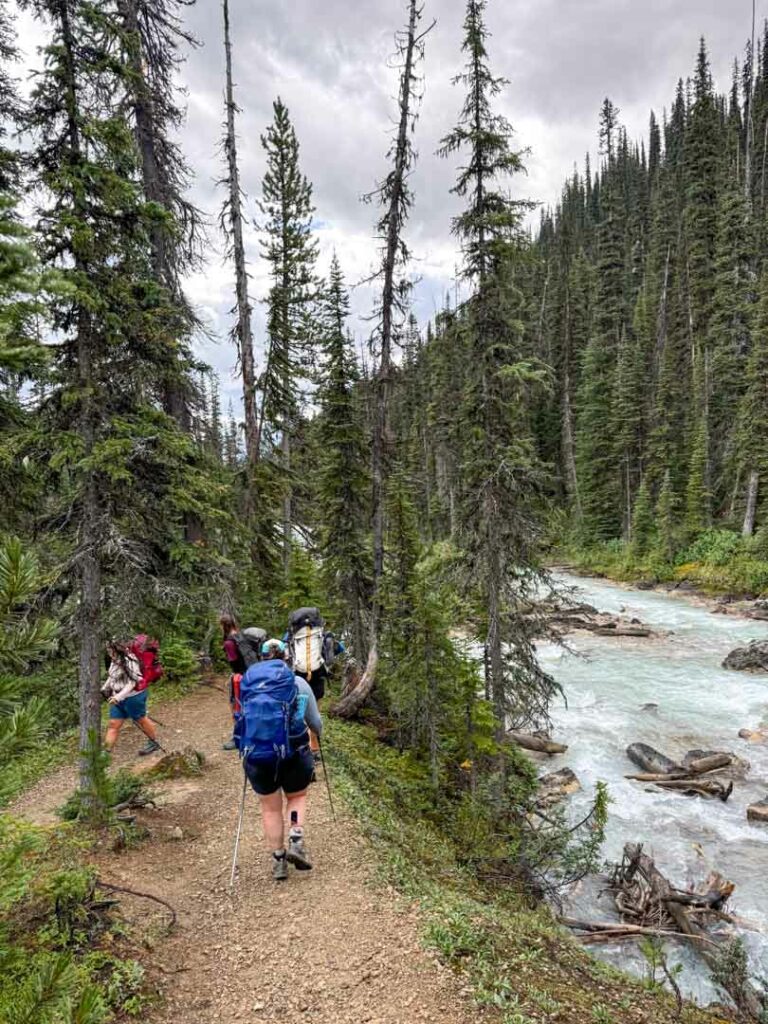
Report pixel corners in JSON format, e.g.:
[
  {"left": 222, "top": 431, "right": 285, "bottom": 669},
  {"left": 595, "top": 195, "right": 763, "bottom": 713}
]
[{"left": 16, "top": 0, "right": 761, "bottom": 414}]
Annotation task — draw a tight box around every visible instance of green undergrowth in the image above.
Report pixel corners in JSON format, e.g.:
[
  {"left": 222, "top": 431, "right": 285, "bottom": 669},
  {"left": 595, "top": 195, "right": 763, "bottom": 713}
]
[
  {"left": 326, "top": 717, "right": 734, "bottom": 1024},
  {"left": 0, "top": 815, "right": 152, "bottom": 1023},
  {"left": 560, "top": 528, "right": 768, "bottom": 597}
]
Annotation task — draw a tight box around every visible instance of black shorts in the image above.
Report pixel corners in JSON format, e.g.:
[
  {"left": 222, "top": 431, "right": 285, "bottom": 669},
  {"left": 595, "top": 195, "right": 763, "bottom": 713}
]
[
  {"left": 245, "top": 746, "right": 314, "bottom": 796},
  {"left": 296, "top": 666, "right": 327, "bottom": 701}
]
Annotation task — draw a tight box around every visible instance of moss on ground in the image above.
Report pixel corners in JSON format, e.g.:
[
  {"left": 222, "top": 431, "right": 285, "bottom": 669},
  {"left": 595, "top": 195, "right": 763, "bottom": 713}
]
[{"left": 326, "top": 717, "right": 737, "bottom": 1024}]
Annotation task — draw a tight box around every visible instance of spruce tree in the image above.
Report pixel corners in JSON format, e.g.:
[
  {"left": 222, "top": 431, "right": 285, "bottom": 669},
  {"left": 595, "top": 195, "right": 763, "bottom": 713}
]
[
  {"left": 316, "top": 256, "right": 371, "bottom": 661},
  {"left": 116, "top": 0, "right": 203, "bottom": 476},
  {"left": 630, "top": 476, "right": 655, "bottom": 559},
  {"left": 738, "top": 270, "right": 768, "bottom": 535},
  {"left": 21, "top": 0, "right": 221, "bottom": 796},
  {"left": 655, "top": 469, "right": 678, "bottom": 562},
  {"left": 438, "top": 0, "right": 557, "bottom": 733},
  {"left": 258, "top": 98, "right": 318, "bottom": 571}
]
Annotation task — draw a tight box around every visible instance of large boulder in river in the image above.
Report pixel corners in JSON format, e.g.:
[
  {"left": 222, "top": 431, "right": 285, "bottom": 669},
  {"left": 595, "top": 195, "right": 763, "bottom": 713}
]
[
  {"left": 626, "top": 742, "right": 681, "bottom": 775},
  {"left": 537, "top": 767, "right": 581, "bottom": 808},
  {"left": 722, "top": 640, "right": 768, "bottom": 673},
  {"left": 747, "top": 797, "right": 768, "bottom": 824}
]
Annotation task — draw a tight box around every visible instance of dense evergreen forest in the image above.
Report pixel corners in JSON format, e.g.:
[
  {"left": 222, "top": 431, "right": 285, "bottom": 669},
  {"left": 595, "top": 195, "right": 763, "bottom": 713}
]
[
  {"left": 527, "top": 37, "right": 768, "bottom": 588},
  {"left": 1, "top": 0, "right": 767, "bottom": 1018}
]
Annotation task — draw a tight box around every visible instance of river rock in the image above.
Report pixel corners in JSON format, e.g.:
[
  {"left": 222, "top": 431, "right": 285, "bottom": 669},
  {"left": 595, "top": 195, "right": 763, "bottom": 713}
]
[
  {"left": 626, "top": 742, "right": 681, "bottom": 775},
  {"left": 739, "top": 727, "right": 768, "bottom": 744},
  {"left": 722, "top": 640, "right": 768, "bottom": 673},
  {"left": 747, "top": 798, "right": 768, "bottom": 824},
  {"left": 537, "top": 767, "right": 581, "bottom": 807},
  {"left": 636, "top": 580, "right": 657, "bottom": 590}
]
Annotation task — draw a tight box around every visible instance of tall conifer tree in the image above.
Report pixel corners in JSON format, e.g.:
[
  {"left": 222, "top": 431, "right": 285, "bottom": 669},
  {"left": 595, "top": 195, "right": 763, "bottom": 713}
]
[{"left": 438, "top": 0, "right": 557, "bottom": 733}]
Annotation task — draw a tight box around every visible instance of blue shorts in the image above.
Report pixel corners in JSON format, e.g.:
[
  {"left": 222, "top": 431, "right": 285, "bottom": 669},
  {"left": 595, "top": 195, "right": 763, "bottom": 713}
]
[{"left": 109, "top": 690, "right": 149, "bottom": 721}]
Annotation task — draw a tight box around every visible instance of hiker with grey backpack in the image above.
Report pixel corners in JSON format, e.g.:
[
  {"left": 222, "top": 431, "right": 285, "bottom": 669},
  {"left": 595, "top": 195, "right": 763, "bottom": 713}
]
[
  {"left": 233, "top": 638, "right": 322, "bottom": 881},
  {"left": 284, "top": 607, "right": 344, "bottom": 763}
]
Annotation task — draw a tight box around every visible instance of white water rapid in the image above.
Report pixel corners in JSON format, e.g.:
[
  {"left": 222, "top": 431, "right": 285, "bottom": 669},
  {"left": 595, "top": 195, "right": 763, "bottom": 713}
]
[{"left": 539, "top": 573, "right": 768, "bottom": 1004}]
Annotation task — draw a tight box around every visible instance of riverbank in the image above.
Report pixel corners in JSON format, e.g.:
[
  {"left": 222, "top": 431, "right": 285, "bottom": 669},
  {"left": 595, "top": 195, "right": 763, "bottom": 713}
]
[{"left": 555, "top": 539, "right": 768, "bottom": 609}]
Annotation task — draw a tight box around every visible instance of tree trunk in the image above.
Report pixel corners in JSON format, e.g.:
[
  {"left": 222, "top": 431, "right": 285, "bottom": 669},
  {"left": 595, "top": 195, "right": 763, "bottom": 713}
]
[
  {"left": 742, "top": 469, "right": 759, "bottom": 537},
  {"left": 282, "top": 428, "right": 291, "bottom": 572},
  {"left": 561, "top": 364, "right": 581, "bottom": 518},
  {"left": 222, "top": 0, "right": 259, "bottom": 467},
  {"left": 331, "top": 642, "right": 378, "bottom": 719},
  {"left": 366, "top": 0, "right": 423, "bottom": 690},
  {"left": 58, "top": 0, "right": 104, "bottom": 799}
]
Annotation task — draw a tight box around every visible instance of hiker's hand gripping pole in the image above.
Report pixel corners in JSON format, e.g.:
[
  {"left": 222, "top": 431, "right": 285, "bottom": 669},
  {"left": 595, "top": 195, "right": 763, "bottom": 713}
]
[{"left": 229, "top": 762, "right": 248, "bottom": 890}]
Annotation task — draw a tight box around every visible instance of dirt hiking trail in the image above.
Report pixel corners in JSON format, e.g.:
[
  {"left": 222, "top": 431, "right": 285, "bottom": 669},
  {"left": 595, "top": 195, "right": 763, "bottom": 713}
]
[{"left": 11, "top": 682, "right": 488, "bottom": 1024}]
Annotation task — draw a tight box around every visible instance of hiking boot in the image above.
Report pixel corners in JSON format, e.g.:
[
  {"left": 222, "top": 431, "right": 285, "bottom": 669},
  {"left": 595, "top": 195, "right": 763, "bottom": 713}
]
[
  {"left": 222, "top": 738, "right": 238, "bottom": 751},
  {"left": 286, "top": 829, "right": 312, "bottom": 871},
  {"left": 272, "top": 851, "right": 288, "bottom": 882},
  {"left": 137, "top": 739, "right": 161, "bottom": 757}
]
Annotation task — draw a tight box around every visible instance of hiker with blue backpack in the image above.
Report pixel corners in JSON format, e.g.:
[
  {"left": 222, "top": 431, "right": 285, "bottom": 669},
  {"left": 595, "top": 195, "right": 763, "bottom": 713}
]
[
  {"left": 220, "top": 613, "right": 267, "bottom": 751},
  {"left": 234, "top": 637, "right": 322, "bottom": 881}
]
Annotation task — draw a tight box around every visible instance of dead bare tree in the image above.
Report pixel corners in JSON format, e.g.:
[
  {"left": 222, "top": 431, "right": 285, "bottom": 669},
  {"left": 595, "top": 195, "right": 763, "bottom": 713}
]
[
  {"left": 334, "top": 0, "right": 433, "bottom": 719},
  {"left": 219, "top": 0, "right": 259, "bottom": 469}
]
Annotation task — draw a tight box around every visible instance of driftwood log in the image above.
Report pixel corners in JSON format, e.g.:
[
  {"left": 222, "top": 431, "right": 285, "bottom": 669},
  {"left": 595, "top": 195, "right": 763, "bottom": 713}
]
[
  {"left": 651, "top": 778, "right": 733, "bottom": 801},
  {"left": 563, "top": 843, "right": 764, "bottom": 1019},
  {"left": 626, "top": 747, "right": 741, "bottom": 799},
  {"left": 617, "top": 844, "right": 762, "bottom": 1019},
  {"left": 508, "top": 731, "right": 568, "bottom": 755}
]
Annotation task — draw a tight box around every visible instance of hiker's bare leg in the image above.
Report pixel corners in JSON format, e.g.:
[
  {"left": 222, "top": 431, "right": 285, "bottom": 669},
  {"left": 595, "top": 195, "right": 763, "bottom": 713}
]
[
  {"left": 309, "top": 728, "right": 319, "bottom": 754},
  {"left": 285, "top": 788, "right": 308, "bottom": 828},
  {"left": 258, "top": 790, "right": 285, "bottom": 851},
  {"left": 136, "top": 716, "right": 157, "bottom": 742},
  {"left": 104, "top": 719, "right": 123, "bottom": 751}
]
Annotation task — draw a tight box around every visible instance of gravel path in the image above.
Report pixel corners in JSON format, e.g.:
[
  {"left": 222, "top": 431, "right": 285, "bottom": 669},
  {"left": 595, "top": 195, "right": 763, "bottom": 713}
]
[{"left": 11, "top": 682, "right": 486, "bottom": 1024}]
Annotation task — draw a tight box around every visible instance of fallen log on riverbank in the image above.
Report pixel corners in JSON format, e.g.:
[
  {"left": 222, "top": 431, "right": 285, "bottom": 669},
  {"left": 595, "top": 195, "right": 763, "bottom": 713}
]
[
  {"left": 625, "top": 746, "right": 744, "bottom": 798},
  {"left": 652, "top": 777, "right": 733, "bottom": 801},
  {"left": 561, "top": 843, "right": 766, "bottom": 1020},
  {"left": 626, "top": 752, "right": 738, "bottom": 782},
  {"left": 508, "top": 730, "right": 568, "bottom": 755}
]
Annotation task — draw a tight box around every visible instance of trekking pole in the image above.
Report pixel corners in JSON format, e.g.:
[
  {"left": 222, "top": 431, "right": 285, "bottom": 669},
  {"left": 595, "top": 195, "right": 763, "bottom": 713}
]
[
  {"left": 317, "top": 735, "right": 337, "bottom": 822},
  {"left": 229, "top": 764, "right": 248, "bottom": 890}
]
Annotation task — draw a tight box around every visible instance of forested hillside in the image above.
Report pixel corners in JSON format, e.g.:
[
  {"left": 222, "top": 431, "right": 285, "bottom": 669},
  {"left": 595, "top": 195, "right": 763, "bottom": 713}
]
[{"left": 528, "top": 37, "right": 768, "bottom": 585}]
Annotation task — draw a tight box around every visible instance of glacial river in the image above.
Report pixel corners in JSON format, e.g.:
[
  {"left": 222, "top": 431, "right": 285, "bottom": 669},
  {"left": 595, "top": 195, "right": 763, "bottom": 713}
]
[{"left": 538, "top": 574, "right": 768, "bottom": 1004}]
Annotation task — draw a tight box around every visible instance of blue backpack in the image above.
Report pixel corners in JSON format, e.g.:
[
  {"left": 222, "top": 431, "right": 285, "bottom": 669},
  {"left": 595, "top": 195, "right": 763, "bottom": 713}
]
[{"left": 234, "top": 660, "right": 298, "bottom": 765}]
